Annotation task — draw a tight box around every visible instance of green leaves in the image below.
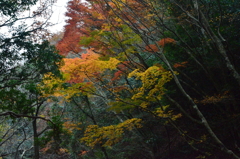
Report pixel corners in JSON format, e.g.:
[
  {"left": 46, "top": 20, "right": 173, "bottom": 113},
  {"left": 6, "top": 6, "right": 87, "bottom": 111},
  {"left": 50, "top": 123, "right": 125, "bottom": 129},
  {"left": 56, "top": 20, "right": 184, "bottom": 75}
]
[
  {"left": 0, "top": 0, "right": 37, "bottom": 16},
  {"left": 0, "top": 88, "right": 33, "bottom": 114},
  {"left": 79, "top": 36, "right": 95, "bottom": 46}
]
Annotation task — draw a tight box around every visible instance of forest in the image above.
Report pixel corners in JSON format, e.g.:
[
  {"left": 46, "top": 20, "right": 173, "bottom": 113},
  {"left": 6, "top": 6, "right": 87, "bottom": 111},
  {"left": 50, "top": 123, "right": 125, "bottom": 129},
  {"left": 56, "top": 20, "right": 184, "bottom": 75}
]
[{"left": 1, "top": 0, "right": 240, "bottom": 158}]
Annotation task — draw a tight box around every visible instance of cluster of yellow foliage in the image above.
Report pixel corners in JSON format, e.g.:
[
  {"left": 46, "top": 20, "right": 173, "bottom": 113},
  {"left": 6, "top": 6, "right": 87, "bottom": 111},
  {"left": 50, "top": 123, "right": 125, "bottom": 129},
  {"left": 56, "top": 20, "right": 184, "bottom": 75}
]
[
  {"left": 39, "top": 72, "right": 91, "bottom": 100},
  {"left": 39, "top": 49, "right": 120, "bottom": 100},
  {"left": 61, "top": 49, "right": 120, "bottom": 83},
  {"left": 63, "top": 121, "right": 82, "bottom": 134},
  {"left": 128, "top": 66, "right": 174, "bottom": 100},
  {"left": 154, "top": 105, "right": 182, "bottom": 121},
  {"left": 81, "top": 118, "right": 142, "bottom": 148},
  {"left": 38, "top": 0, "right": 183, "bottom": 151},
  {"left": 127, "top": 66, "right": 182, "bottom": 121},
  {"left": 195, "top": 92, "right": 230, "bottom": 105}
]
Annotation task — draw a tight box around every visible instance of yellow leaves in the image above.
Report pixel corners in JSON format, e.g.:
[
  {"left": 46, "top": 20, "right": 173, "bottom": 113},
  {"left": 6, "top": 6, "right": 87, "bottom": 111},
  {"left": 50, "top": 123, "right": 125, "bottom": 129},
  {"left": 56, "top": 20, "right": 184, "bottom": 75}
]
[
  {"left": 110, "top": 0, "right": 125, "bottom": 10},
  {"left": 61, "top": 49, "right": 120, "bottom": 81},
  {"left": 39, "top": 72, "right": 92, "bottom": 101},
  {"left": 101, "top": 23, "right": 111, "bottom": 31},
  {"left": 38, "top": 72, "right": 66, "bottom": 98},
  {"left": 39, "top": 49, "right": 120, "bottom": 100},
  {"left": 128, "top": 66, "right": 174, "bottom": 100},
  {"left": 199, "top": 134, "right": 207, "bottom": 143},
  {"left": 81, "top": 118, "right": 142, "bottom": 148},
  {"left": 151, "top": 105, "right": 182, "bottom": 121},
  {"left": 140, "top": 102, "right": 148, "bottom": 109},
  {"left": 63, "top": 121, "right": 82, "bottom": 134},
  {"left": 98, "top": 57, "right": 121, "bottom": 70},
  {"left": 59, "top": 148, "right": 69, "bottom": 154},
  {"left": 154, "top": 106, "right": 170, "bottom": 118},
  {"left": 114, "top": 17, "right": 122, "bottom": 23},
  {"left": 171, "top": 113, "right": 182, "bottom": 121},
  {"left": 154, "top": 107, "right": 182, "bottom": 121},
  {"left": 194, "top": 91, "right": 230, "bottom": 105},
  {"left": 127, "top": 66, "right": 181, "bottom": 121}
]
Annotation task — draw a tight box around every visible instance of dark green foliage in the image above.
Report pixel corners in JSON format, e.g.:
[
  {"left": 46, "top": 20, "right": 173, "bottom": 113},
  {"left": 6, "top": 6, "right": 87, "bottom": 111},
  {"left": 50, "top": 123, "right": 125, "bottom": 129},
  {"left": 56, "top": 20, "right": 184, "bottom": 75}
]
[
  {"left": 0, "top": 0, "right": 37, "bottom": 16},
  {"left": 0, "top": 0, "right": 64, "bottom": 158},
  {"left": 0, "top": 40, "right": 62, "bottom": 115}
]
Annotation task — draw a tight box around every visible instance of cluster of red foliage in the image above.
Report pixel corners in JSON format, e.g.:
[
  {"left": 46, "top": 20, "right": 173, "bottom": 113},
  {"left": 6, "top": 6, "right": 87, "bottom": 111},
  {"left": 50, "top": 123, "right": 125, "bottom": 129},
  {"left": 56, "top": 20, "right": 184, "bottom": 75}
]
[
  {"left": 111, "top": 61, "right": 130, "bottom": 81},
  {"left": 112, "top": 70, "right": 124, "bottom": 81},
  {"left": 145, "top": 38, "right": 176, "bottom": 53},
  {"left": 158, "top": 38, "right": 176, "bottom": 46},
  {"left": 173, "top": 61, "right": 188, "bottom": 68},
  {"left": 57, "top": 0, "right": 150, "bottom": 56},
  {"left": 56, "top": 0, "right": 105, "bottom": 55}
]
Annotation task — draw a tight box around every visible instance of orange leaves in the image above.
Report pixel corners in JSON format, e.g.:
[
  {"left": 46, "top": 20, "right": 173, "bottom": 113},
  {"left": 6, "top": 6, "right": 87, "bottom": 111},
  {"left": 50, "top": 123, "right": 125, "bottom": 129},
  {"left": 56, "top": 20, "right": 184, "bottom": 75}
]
[
  {"left": 158, "top": 38, "right": 176, "bottom": 46},
  {"left": 145, "top": 44, "right": 159, "bottom": 53},
  {"left": 145, "top": 38, "right": 176, "bottom": 53},
  {"left": 63, "top": 48, "right": 120, "bottom": 86},
  {"left": 60, "top": 49, "right": 101, "bottom": 84},
  {"left": 195, "top": 92, "right": 230, "bottom": 105},
  {"left": 173, "top": 61, "right": 188, "bottom": 68},
  {"left": 40, "top": 48, "right": 120, "bottom": 100},
  {"left": 61, "top": 58, "right": 84, "bottom": 84},
  {"left": 81, "top": 50, "right": 99, "bottom": 61},
  {"left": 78, "top": 150, "right": 88, "bottom": 156},
  {"left": 63, "top": 121, "right": 82, "bottom": 134},
  {"left": 111, "top": 70, "right": 123, "bottom": 81},
  {"left": 112, "top": 86, "right": 128, "bottom": 92},
  {"left": 111, "top": 61, "right": 130, "bottom": 81}
]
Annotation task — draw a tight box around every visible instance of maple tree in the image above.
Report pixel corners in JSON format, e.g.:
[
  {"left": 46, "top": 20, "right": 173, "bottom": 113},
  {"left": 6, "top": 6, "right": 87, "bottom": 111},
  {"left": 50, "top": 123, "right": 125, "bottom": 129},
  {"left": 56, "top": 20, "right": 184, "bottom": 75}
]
[
  {"left": 42, "top": 1, "right": 183, "bottom": 158},
  {"left": 39, "top": 0, "right": 240, "bottom": 158}
]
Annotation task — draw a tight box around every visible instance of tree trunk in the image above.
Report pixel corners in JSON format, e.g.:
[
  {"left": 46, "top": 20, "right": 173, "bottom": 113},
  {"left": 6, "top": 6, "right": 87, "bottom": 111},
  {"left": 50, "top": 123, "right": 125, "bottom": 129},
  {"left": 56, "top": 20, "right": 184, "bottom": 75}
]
[{"left": 32, "top": 119, "right": 39, "bottom": 159}]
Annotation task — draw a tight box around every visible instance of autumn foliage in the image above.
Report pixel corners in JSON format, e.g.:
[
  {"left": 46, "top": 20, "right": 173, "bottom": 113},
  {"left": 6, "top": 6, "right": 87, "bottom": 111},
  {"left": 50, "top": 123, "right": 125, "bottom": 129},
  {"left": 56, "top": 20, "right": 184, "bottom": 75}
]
[
  {"left": 39, "top": 0, "right": 240, "bottom": 158},
  {"left": 145, "top": 38, "right": 176, "bottom": 53}
]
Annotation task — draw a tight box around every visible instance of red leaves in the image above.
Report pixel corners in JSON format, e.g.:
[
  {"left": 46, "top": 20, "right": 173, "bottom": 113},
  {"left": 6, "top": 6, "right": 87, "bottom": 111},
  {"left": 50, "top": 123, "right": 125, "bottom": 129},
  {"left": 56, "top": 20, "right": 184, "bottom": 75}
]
[
  {"left": 145, "top": 44, "right": 159, "bottom": 53},
  {"left": 145, "top": 38, "right": 176, "bottom": 53},
  {"left": 158, "top": 38, "right": 176, "bottom": 47},
  {"left": 111, "top": 61, "right": 131, "bottom": 81},
  {"left": 56, "top": 0, "right": 105, "bottom": 55},
  {"left": 173, "top": 61, "right": 188, "bottom": 68},
  {"left": 112, "top": 70, "right": 124, "bottom": 81}
]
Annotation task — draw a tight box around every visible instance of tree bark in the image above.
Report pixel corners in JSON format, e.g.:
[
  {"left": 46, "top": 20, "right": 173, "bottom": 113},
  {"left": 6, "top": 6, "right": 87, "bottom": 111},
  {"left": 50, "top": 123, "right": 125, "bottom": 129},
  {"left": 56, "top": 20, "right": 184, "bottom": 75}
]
[{"left": 32, "top": 119, "right": 39, "bottom": 159}]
